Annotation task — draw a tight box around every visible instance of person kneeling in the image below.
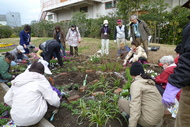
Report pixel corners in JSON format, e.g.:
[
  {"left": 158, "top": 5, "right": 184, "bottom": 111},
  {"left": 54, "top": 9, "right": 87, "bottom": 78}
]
[
  {"left": 118, "top": 62, "right": 164, "bottom": 127},
  {"left": 116, "top": 42, "right": 130, "bottom": 61},
  {"left": 4, "top": 60, "right": 60, "bottom": 126},
  {"left": 123, "top": 40, "right": 147, "bottom": 66}
]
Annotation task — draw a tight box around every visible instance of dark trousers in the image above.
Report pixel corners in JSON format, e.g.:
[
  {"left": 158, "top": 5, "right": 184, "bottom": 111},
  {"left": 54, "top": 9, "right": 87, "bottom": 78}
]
[
  {"left": 44, "top": 42, "right": 63, "bottom": 66},
  {"left": 155, "top": 84, "right": 165, "bottom": 96},
  {"left": 70, "top": 46, "right": 78, "bottom": 56}
]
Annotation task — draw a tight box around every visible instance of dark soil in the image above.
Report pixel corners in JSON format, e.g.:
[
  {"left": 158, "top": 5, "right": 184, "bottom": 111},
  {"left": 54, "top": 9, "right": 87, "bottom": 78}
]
[
  {"left": 44, "top": 56, "right": 128, "bottom": 127},
  {"left": 0, "top": 53, "right": 175, "bottom": 127}
]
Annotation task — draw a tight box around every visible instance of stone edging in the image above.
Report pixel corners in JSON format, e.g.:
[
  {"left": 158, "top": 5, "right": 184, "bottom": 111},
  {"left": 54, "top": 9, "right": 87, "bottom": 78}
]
[{"left": 0, "top": 83, "right": 55, "bottom": 127}]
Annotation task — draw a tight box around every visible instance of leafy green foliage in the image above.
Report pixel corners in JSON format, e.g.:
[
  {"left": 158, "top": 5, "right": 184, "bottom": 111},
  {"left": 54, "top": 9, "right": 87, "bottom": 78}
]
[{"left": 0, "top": 103, "right": 11, "bottom": 126}]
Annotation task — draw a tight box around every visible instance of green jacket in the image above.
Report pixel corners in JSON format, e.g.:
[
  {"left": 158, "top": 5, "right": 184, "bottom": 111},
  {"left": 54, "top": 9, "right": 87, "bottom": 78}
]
[{"left": 0, "top": 56, "right": 12, "bottom": 80}]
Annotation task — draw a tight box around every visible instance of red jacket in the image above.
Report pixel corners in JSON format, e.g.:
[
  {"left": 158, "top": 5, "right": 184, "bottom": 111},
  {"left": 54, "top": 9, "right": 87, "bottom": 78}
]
[
  {"left": 155, "top": 64, "right": 176, "bottom": 86},
  {"left": 174, "top": 55, "right": 179, "bottom": 64},
  {"left": 155, "top": 63, "right": 181, "bottom": 100}
]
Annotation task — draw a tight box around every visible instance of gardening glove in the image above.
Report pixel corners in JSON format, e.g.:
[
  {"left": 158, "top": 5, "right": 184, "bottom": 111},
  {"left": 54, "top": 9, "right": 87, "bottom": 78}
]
[
  {"left": 11, "top": 61, "right": 17, "bottom": 67},
  {"left": 114, "top": 40, "right": 116, "bottom": 43},
  {"left": 40, "top": 57, "right": 43, "bottom": 60},
  {"left": 162, "top": 83, "right": 181, "bottom": 108},
  {"left": 148, "top": 36, "right": 152, "bottom": 43},
  {"left": 123, "top": 60, "right": 127, "bottom": 66},
  {"left": 51, "top": 85, "right": 61, "bottom": 96},
  {"left": 21, "top": 60, "right": 27, "bottom": 64},
  {"left": 129, "top": 58, "right": 133, "bottom": 63}
]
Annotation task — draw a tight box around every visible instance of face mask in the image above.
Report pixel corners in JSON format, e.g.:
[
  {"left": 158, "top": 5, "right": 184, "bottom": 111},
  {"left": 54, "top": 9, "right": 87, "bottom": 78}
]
[{"left": 104, "top": 24, "right": 108, "bottom": 27}]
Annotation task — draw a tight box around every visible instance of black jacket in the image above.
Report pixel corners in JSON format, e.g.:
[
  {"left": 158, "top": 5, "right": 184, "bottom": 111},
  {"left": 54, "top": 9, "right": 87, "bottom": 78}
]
[{"left": 168, "top": 22, "right": 190, "bottom": 88}]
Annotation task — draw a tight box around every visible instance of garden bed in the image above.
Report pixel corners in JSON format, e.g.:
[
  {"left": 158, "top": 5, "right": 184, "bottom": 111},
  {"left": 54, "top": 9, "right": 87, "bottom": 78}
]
[{"left": 3, "top": 54, "right": 168, "bottom": 127}]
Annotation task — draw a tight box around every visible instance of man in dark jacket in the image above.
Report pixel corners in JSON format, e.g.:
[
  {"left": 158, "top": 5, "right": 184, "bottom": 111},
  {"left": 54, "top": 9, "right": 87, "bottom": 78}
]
[
  {"left": 162, "top": 1, "right": 190, "bottom": 126},
  {"left": 130, "top": 15, "right": 151, "bottom": 56},
  {"left": 37, "top": 39, "right": 63, "bottom": 67}
]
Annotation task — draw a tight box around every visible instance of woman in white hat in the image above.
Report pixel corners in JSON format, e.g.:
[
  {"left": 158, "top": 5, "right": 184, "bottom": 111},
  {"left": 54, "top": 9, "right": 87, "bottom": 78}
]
[{"left": 100, "top": 20, "right": 111, "bottom": 56}]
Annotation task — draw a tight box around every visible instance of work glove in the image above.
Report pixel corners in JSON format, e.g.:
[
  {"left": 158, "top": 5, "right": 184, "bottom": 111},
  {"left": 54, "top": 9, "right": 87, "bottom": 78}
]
[
  {"left": 123, "top": 60, "right": 127, "bottom": 66},
  {"left": 129, "top": 58, "right": 133, "bottom": 63},
  {"left": 11, "top": 61, "right": 17, "bottom": 67},
  {"left": 114, "top": 40, "right": 116, "bottom": 43},
  {"left": 162, "top": 83, "right": 181, "bottom": 108},
  {"left": 40, "top": 57, "right": 43, "bottom": 60},
  {"left": 148, "top": 36, "right": 152, "bottom": 43}
]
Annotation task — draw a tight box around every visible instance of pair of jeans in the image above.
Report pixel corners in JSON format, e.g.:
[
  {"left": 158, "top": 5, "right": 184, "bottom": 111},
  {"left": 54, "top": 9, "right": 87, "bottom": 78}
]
[{"left": 60, "top": 43, "right": 66, "bottom": 56}]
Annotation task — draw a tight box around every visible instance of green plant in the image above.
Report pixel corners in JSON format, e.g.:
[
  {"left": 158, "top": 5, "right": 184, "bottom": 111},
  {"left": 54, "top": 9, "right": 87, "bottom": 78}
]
[
  {"left": 113, "top": 78, "right": 121, "bottom": 87},
  {"left": 89, "top": 55, "right": 101, "bottom": 64},
  {"left": 0, "top": 103, "right": 11, "bottom": 126},
  {"left": 115, "top": 62, "right": 123, "bottom": 72}
]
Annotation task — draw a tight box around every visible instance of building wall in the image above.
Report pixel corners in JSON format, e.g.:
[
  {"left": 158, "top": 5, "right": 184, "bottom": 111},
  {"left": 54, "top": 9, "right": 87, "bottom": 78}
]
[
  {"left": 0, "top": 21, "right": 7, "bottom": 25},
  {"left": 42, "top": 0, "right": 185, "bottom": 22},
  {"left": 6, "top": 12, "right": 22, "bottom": 27}
]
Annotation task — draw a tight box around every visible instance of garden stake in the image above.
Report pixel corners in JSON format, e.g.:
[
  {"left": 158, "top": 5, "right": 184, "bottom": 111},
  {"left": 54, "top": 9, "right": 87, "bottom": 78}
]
[
  {"left": 83, "top": 74, "right": 88, "bottom": 86},
  {"left": 50, "top": 109, "right": 58, "bottom": 121}
]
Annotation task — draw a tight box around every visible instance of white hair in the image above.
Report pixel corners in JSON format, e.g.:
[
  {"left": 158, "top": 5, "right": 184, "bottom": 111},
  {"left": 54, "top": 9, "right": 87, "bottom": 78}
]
[
  {"left": 130, "top": 15, "right": 138, "bottom": 20},
  {"left": 159, "top": 55, "right": 174, "bottom": 65}
]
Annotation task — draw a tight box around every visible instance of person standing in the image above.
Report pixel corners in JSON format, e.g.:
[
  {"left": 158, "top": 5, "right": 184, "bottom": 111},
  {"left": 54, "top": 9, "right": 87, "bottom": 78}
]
[
  {"left": 36, "top": 39, "right": 63, "bottom": 67},
  {"left": 53, "top": 25, "right": 66, "bottom": 56},
  {"left": 118, "top": 62, "right": 164, "bottom": 127},
  {"left": 162, "top": 1, "right": 190, "bottom": 126},
  {"left": 114, "top": 19, "right": 128, "bottom": 48},
  {"left": 130, "top": 15, "right": 151, "bottom": 56},
  {"left": 66, "top": 25, "right": 81, "bottom": 57},
  {"left": 19, "top": 25, "right": 32, "bottom": 57},
  {"left": 100, "top": 20, "right": 111, "bottom": 56}
]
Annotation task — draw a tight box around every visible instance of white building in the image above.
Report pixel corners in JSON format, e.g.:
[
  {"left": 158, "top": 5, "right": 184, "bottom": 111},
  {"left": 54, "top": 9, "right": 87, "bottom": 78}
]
[
  {"left": 6, "top": 12, "right": 22, "bottom": 27},
  {"left": 40, "top": 0, "right": 187, "bottom": 22},
  {"left": 40, "top": 0, "right": 116, "bottom": 22},
  {"left": 0, "top": 15, "right": 7, "bottom": 25},
  {"left": 0, "top": 12, "right": 22, "bottom": 27}
]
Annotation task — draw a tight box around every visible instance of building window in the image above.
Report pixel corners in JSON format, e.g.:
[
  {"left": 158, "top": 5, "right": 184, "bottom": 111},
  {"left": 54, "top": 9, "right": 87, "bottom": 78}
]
[
  {"left": 48, "top": 14, "right": 53, "bottom": 20},
  {"left": 80, "top": 7, "right": 88, "bottom": 12},
  {"left": 105, "top": 1, "right": 116, "bottom": 9}
]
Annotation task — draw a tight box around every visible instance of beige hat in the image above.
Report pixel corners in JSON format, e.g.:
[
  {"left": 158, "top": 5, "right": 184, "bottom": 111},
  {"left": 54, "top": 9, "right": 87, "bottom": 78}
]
[
  {"left": 103, "top": 20, "right": 108, "bottom": 24},
  {"left": 17, "top": 45, "right": 25, "bottom": 53}
]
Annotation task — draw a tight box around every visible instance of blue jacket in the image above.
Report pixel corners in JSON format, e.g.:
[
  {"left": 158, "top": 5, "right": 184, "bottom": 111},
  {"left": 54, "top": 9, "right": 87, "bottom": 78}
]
[{"left": 19, "top": 30, "right": 31, "bottom": 45}]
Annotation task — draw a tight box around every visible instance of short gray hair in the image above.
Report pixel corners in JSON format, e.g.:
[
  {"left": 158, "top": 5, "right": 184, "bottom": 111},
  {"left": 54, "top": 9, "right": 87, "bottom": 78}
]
[
  {"left": 130, "top": 15, "right": 138, "bottom": 20},
  {"left": 159, "top": 55, "right": 174, "bottom": 65}
]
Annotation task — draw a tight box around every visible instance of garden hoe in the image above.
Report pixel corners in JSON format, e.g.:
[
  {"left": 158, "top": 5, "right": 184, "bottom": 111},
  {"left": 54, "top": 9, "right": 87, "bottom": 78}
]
[{"left": 50, "top": 109, "right": 58, "bottom": 121}]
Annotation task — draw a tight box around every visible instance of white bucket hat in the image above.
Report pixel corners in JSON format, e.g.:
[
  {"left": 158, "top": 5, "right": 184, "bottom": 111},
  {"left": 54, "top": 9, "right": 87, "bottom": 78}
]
[
  {"left": 103, "top": 20, "right": 108, "bottom": 24},
  {"left": 38, "top": 59, "right": 52, "bottom": 74},
  {"left": 17, "top": 45, "right": 25, "bottom": 53}
]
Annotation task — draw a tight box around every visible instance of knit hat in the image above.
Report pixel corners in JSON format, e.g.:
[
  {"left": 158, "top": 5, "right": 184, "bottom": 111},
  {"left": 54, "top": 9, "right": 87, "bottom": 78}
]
[
  {"left": 174, "top": 43, "right": 182, "bottom": 53},
  {"left": 103, "top": 20, "right": 108, "bottom": 24},
  {"left": 130, "top": 62, "right": 144, "bottom": 76}
]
